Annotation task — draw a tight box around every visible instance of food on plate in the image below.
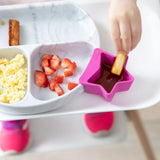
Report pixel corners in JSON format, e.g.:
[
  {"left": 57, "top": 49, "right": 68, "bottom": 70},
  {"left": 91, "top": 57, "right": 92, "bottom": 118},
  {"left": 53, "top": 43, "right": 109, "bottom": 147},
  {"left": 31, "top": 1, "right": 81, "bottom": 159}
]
[
  {"left": 64, "top": 69, "right": 73, "bottom": 77},
  {"left": 35, "top": 54, "right": 78, "bottom": 97},
  {"left": 54, "top": 83, "right": 64, "bottom": 96},
  {"left": 49, "top": 79, "right": 64, "bottom": 96},
  {"left": 49, "top": 79, "right": 57, "bottom": 91},
  {"left": 42, "top": 54, "right": 53, "bottom": 60},
  {"left": 9, "top": 19, "right": 19, "bottom": 46},
  {"left": 94, "top": 62, "right": 124, "bottom": 93},
  {"left": 55, "top": 74, "right": 64, "bottom": 84},
  {"left": 40, "top": 59, "right": 49, "bottom": 71},
  {"left": 68, "top": 82, "right": 78, "bottom": 90},
  {"left": 35, "top": 70, "right": 48, "bottom": 88},
  {"left": 50, "top": 55, "right": 61, "bottom": 71},
  {"left": 44, "top": 66, "right": 54, "bottom": 76},
  {"left": 0, "top": 19, "right": 27, "bottom": 104},
  {"left": 61, "top": 58, "right": 77, "bottom": 77},
  {"left": 0, "top": 54, "right": 27, "bottom": 104}
]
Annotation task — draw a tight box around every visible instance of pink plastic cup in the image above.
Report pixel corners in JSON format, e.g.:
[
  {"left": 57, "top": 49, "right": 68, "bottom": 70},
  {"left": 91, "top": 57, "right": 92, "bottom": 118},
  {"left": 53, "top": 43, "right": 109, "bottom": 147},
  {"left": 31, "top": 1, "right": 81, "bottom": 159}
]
[{"left": 79, "top": 48, "right": 134, "bottom": 102}]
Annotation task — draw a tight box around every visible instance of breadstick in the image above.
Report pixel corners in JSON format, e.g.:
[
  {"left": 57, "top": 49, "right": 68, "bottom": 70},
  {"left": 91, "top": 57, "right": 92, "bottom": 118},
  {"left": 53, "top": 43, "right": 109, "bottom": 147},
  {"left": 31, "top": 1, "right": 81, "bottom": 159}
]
[
  {"left": 111, "top": 51, "right": 127, "bottom": 76},
  {"left": 9, "top": 19, "right": 19, "bottom": 46}
]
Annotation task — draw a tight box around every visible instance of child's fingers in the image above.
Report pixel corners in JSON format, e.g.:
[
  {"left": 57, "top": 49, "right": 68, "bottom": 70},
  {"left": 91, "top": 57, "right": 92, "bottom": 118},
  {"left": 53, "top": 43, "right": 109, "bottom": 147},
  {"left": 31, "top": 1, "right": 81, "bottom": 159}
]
[
  {"left": 130, "top": 19, "right": 142, "bottom": 50},
  {"left": 109, "top": 19, "right": 122, "bottom": 52},
  {"left": 119, "top": 20, "right": 131, "bottom": 54}
]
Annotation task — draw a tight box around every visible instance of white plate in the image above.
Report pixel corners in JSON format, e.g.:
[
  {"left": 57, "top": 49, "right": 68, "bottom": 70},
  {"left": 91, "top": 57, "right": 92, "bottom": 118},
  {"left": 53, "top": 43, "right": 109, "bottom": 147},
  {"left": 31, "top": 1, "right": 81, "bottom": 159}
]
[{"left": 0, "top": 42, "right": 95, "bottom": 115}]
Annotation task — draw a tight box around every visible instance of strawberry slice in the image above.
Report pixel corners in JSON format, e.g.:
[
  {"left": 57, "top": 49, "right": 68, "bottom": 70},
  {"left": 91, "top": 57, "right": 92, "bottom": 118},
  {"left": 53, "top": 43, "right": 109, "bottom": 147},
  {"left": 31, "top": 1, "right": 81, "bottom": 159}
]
[
  {"left": 55, "top": 83, "right": 64, "bottom": 96},
  {"left": 40, "top": 59, "right": 49, "bottom": 71},
  {"left": 64, "top": 69, "right": 73, "bottom": 77},
  {"left": 61, "top": 58, "right": 76, "bottom": 77},
  {"left": 55, "top": 74, "right": 64, "bottom": 84},
  {"left": 50, "top": 55, "right": 61, "bottom": 71},
  {"left": 69, "top": 61, "right": 77, "bottom": 71},
  {"left": 49, "top": 79, "right": 57, "bottom": 91},
  {"left": 61, "top": 58, "right": 72, "bottom": 69},
  {"left": 44, "top": 66, "right": 54, "bottom": 76},
  {"left": 42, "top": 54, "right": 53, "bottom": 60},
  {"left": 68, "top": 82, "right": 79, "bottom": 90},
  {"left": 35, "top": 70, "right": 48, "bottom": 88}
]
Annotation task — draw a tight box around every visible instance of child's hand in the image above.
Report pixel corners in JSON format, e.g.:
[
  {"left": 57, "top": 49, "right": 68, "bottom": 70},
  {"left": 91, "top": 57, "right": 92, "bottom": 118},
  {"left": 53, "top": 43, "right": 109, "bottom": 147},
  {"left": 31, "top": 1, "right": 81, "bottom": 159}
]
[{"left": 108, "top": 0, "right": 141, "bottom": 54}]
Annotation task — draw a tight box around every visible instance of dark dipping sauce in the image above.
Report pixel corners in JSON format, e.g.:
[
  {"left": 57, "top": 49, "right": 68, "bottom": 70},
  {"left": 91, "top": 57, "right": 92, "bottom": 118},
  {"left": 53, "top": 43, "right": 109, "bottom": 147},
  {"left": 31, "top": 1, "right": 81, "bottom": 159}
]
[{"left": 94, "top": 62, "right": 124, "bottom": 93}]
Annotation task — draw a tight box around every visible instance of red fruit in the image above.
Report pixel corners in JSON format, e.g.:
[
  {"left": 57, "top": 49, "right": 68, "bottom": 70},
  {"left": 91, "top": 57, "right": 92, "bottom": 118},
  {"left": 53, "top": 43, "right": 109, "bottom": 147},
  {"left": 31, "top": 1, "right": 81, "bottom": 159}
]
[
  {"left": 64, "top": 69, "right": 73, "bottom": 77},
  {"left": 55, "top": 84, "right": 64, "bottom": 96},
  {"left": 42, "top": 54, "right": 53, "bottom": 60},
  {"left": 40, "top": 59, "right": 49, "bottom": 70},
  {"left": 55, "top": 74, "right": 64, "bottom": 84},
  {"left": 61, "top": 58, "right": 76, "bottom": 77},
  {"left": 49, "top": 79, "right": 57, "bottom": 91},
  {"left": 35, "top": 70, "right": 48, "bottom": 88},
  {"left": 44, "top": 66, "right": 55, "bottom": 76},
  {"left": 61, "top": 58, "right": 72, "bottom": 69},
  {"left": 69, "top": 61, "right": 77, "bottom": 71},
  {"left": 50, "top": 55, "right": 61, "bottom": 71},
  {"left": 68, "top": 82, "right": 79, "bottom": 90}
]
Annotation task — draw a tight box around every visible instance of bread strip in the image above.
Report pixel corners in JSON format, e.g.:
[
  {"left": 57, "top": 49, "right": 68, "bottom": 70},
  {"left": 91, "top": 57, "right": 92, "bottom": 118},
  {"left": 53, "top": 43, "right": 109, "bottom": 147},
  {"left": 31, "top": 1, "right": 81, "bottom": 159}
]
[
  {"left": 9, "top": 19, "right": 19, "bottom": 46},
  {"left": 111, "top": 52, "right": 127, "bottom": 76}
]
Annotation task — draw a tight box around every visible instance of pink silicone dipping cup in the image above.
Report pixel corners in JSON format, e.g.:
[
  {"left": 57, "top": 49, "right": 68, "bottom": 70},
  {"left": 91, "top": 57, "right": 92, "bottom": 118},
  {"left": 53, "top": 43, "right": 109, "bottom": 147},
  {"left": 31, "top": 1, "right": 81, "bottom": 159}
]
[{"left": 79, "top": 48, "right": 134, "bottom": 102}]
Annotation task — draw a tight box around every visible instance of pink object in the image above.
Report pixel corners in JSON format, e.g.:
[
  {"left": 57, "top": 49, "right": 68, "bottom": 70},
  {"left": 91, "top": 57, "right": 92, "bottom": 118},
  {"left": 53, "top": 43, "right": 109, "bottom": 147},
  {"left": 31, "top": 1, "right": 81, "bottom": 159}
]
[
  {"left": 0, "top": 120, "right": 30, "bottom": 153},
  {"left": 79, "top": 48, "right": 134, "bottom": 102},
  {"left": 84, "top": 112, "right": 114, "bottom": 134}
]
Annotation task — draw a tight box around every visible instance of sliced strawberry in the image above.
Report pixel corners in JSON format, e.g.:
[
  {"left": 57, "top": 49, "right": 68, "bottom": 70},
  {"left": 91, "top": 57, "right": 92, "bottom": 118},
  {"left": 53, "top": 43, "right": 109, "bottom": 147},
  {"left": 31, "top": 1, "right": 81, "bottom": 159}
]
[
  {"left": 49, "top": 79, "right": 57, "bottom": 91},
  {"left": 42, "top": 54, "right": 53, "bottom": 60},
  {"left": 55, "top": 74, "right": 64, "bottom": 84},
  {"left": 40, "top": 59, "right": 49, "bottom": 70},
  {"left": 50, "top": 55, "right": 61, "bottom": 71},
  {"left": 55, "top": 84, "right": 64, "bottom": 96},
  {"left": 35, "top": 70, "right": 48, "bottom": 88},
  {"left": 68, "top": 82, "right": 79, "bottom": 90},
  {"left": 61, "top": 58, "right": 76, "bottom": 77},
  {"left": 44, "top": 66, "right": 55, "bottom": 76},
  {"left": 64, "top": 69, "right": 73, "bottom": 77},
  {"left": 69, "top": 61, "right": 77, "bottom": 71},
  {"left": 61, "top": 58, "right": 72, "bottom": 69}
]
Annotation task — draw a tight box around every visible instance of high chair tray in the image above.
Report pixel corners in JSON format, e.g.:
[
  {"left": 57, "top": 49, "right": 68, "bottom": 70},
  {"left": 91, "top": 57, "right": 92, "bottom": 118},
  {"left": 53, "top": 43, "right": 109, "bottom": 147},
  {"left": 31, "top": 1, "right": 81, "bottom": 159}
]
[{"left": 0, "top": 1, "right": 160, "bottom": 117}]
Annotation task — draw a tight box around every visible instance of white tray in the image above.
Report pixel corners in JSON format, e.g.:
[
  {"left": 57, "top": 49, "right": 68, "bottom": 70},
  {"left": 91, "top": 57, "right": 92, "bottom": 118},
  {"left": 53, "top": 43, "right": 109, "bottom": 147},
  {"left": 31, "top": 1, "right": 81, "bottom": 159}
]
[{"left": 0, "top": 0, "right": 160, "bottom": 117}]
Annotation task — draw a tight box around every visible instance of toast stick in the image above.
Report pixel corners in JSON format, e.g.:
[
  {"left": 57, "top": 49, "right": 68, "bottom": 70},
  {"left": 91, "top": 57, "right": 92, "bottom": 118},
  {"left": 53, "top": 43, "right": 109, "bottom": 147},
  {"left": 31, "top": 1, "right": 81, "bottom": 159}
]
[
  {"left": 111, "top": 51, "right": 127, "bottom": 76},
  {"left": 9, "top": 19, "right": 19, "bottom": 46}
]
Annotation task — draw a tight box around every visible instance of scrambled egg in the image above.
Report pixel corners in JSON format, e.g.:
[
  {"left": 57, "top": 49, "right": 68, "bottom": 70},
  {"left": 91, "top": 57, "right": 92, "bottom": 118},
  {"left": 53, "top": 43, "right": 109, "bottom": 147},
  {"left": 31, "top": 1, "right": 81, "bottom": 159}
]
[{"left": 0, "top": 54, "right": 27, "bottom": 104}]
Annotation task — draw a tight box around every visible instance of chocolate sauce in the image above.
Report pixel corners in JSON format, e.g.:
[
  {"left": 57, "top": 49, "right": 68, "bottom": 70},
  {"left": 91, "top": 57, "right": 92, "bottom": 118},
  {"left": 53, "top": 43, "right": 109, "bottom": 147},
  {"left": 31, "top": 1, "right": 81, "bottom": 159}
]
[{"left": 95, "top": 62, "right": 124, "bottom": 93}]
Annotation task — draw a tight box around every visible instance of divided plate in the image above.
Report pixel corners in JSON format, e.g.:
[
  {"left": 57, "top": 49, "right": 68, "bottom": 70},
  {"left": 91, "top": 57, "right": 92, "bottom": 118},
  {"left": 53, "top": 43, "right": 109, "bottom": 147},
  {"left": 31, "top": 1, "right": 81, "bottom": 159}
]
[
  {"left": 0, "top": 1, "right": 100, "bottom": 115},
  {"left": 0, "top": 42, "right": 94, "bottom": 114}
]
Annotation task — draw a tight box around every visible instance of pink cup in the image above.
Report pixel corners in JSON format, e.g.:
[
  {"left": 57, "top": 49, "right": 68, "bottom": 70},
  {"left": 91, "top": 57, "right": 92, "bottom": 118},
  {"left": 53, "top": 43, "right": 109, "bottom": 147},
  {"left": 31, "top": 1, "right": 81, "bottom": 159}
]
[{"left": 79, "top": 48, "right": 134, "bottom": 102}]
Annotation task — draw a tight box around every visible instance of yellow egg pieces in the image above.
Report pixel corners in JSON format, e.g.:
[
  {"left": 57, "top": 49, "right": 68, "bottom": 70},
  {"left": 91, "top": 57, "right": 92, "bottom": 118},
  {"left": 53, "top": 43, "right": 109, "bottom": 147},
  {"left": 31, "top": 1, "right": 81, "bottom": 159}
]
[{"left": 0, "top": 54, "right": 27, "bottom": 104}]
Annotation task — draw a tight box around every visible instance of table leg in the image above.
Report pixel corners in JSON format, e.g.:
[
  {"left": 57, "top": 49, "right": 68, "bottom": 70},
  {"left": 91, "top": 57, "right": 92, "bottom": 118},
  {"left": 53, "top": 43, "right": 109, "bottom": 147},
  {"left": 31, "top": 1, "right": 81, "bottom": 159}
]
[{"left": 127, "top": 110, "right": 156, "bottom": 160}]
